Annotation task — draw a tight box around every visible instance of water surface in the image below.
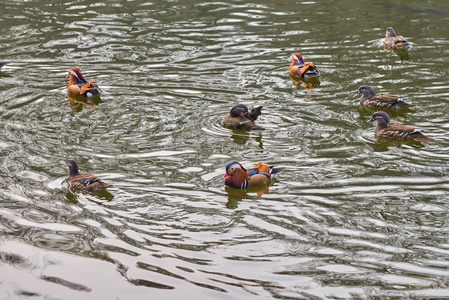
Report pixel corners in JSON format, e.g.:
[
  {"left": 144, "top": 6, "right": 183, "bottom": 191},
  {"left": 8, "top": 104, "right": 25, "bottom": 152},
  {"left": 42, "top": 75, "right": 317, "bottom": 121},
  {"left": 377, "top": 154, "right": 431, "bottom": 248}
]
[{"left": 1, "top": 0, "right": 449, "bottom": 299}]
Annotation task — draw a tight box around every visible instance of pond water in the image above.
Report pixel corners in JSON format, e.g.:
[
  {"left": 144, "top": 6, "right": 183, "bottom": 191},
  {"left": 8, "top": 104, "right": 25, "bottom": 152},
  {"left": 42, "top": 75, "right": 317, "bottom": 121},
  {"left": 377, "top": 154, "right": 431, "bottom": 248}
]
[{"left": 1, "top": 0, "right": 449, "bottom": 299}]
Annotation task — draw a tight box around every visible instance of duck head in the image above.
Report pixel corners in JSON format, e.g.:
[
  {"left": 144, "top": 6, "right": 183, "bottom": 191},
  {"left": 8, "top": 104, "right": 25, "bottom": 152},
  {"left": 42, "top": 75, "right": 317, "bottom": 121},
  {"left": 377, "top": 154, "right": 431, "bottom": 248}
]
[
  {"left": 66, "top": 67, "right": 87, "bottom": 84},
  {"left": 385, "top": 27, "right": 397, "bottom": 38},
  {"left": 65, "top": 159, "right": 80, "bottom": 176},
  {"left": 223, "top": 161, "right": 247, "bottom": 178},
  {"left": 288, "top": 52, "right": 305, "bottom": 70},
  {"left": 352, "top": 85, "right": 376, "bottom": 99},
  {"left": 368, "top": 111, "right": 390, "bottom": 124},
  {"left": 229, "top": 104, "right": 252, "bottom": 120}
]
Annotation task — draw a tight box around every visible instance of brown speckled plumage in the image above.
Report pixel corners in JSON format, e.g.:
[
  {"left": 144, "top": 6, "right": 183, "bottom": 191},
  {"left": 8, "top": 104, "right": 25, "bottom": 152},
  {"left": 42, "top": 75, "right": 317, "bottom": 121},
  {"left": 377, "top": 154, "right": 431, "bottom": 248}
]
[
  {"left": 383, "top": 27, "right": 409, "bottom": 49},
  {"left": 368, "top": 111, "right": 435, "bottom": 142},
  {"left": 66, "top": 159, "right": 111, "bottom": 190},
  {"left": 222, "top": 104, "right": 264, "bottom": 130},
  {"left": 353, "top": 85, "right": 414, "bottom": 109}
]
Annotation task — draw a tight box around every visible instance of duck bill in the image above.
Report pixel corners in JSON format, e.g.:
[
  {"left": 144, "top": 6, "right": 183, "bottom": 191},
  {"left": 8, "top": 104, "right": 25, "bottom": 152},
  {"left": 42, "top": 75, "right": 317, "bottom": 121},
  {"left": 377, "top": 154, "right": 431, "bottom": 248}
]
[
  {"left": 352, "top": 90, "right": 360, "bottom": 98},
  {"left": 222, "top": 172, "right": 230, "bottom": 179},
  {"left": 368, "top": 118, "right": 374, "bottom": 123}
]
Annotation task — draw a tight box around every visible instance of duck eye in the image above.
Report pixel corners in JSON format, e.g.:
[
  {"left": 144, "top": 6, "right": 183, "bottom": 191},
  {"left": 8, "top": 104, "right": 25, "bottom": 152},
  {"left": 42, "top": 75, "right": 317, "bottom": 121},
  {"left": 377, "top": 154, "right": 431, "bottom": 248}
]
[{"left": 230, "top": 167, "right": 235, "bottom": 171}]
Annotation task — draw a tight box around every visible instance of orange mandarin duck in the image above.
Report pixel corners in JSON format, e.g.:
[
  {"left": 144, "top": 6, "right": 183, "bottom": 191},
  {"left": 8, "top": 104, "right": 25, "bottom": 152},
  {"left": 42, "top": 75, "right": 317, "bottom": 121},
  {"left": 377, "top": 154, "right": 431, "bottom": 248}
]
[
  {"left": 66, "top": 67, "right": 103, "bottom": 97},
  {"left": 368, "top": 111, "right": 435, "bottom": 142},
  {"left": 223, "top": 161, "right": 284, "bottom": 189},
  {"left": 383, "top": 27, "right": 409, "bottom": 49},
  {"left": 352, "top": 85, "right": 415, "bottom": 109},
  {"left": 66, "top": 159, "right": 111, "bottom": 190},
  {"left": 222, "top": 104, "right": 264, "bottom": 130},
  {"left": 0, "top": 62, "right": 9, "bottom": 69},
  {"left": 288, "top": 52, "right": 320, "bottom": 78}
]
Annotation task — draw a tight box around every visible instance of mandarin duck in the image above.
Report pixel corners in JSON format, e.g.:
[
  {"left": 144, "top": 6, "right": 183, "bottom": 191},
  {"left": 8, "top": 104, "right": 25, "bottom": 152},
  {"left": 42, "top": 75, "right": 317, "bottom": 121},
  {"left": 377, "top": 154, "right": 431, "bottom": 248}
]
[
  {"left": 368, "top": 111, "right": 435, "bottom": 142},
  {"left": 0, "top": 62, "right": 9, "bottom": 69},
  {"left": 352, "top": 85, "right": 415, "bottom": 109},
  {"left": 222, "top": 104, "right": 264, "bottom": 130},
  {"left": 66, "top": 159, "right": 111, "bottom": 190},
  {"left": 223, "top": 161, "right": 284, "bottom": 189},
  {"left": 66, "top": 67, "right": 103, "bottom": 97},
  {"left": 383, "top": 27, "right": 409, "bottom": 49},
  {"left": 288, "top": 52, "right": 320, "bottom": 78}
]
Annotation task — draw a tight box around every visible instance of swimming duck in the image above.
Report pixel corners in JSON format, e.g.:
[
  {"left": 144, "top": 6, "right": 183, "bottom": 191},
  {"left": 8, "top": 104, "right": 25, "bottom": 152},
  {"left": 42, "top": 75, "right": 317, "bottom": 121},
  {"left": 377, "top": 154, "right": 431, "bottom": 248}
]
[
  {"left": 288, "top": 52, "right": 320, "bottom": 78},
  {"left": 66, "top": 67, "right": 103, "bottom": 97},
  {"left": 352, "top": 85, "right": 415, "bottom": 109},
  {"left": 0, "top": 62, "right": 9, "bottom": 69},
  {"left": 223, "top": 161, "right": 284, "bottom": 189},
  {"left": 222, "top": 104, "right": 264, "bottom": 130},
  {"left": 65, "top": 159, "right": 111, "bottom": 190},
  {"left": 368, "top": 111, "right": 435, "bottom": 142},
  {"left": 383, "top": 27, "right": 409, "bottom": 49}
]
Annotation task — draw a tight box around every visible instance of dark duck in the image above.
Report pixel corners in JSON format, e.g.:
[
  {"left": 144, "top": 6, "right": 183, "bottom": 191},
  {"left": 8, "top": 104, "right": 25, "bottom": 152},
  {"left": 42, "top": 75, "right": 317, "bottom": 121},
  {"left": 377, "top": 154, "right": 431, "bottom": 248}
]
[
  {"left": 66, "top": 67, "right": 103, "bottom": 97},
  {"left": 66, "top": 159, "right": 111, "bottom": 190},
  {"left": 223, "top": 161, "right": 284, "bottom": 189},
  {"left": 383, "top": 27, "right": 409, "bottom": 49},
  {"left": 368, "top": 111, "right": 435, "bottom": 142},
  {"left": 222, "top": 104, "right": 264, "bottom": 130},
  {"left": 352, "top": 85, "right": 415, "bottom": 109},
  {"left": 288, "top": 52, "right": 320, "bottom": 78}
]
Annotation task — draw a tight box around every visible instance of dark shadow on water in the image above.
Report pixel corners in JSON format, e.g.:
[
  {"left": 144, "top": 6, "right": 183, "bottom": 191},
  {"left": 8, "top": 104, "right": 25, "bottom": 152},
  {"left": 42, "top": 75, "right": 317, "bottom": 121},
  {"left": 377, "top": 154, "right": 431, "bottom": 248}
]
[
  {"left": 370, "top": 136, "right": 427, "bottom": 152},
  {"left": 65, "top": 188, "right": 114, "bottom": 203},
  {"left": 356, "top": 105, "right": 416, "bottom": 121},
  {"left": 0, "top": 71, "right": 12, "bottom": 78},
  {"left": 42, "top": 275, "right": 92, "bottom": 292},
  {"left": 230, "top": 130, "right": 263, "bottom": 148},
  {"left": 377, "top": 2, "right": 449, "bottom": 17},
  {"left": 68, "top": 95, "right": 103, "bottom": 113},
  {"left": 384, "top": 47, "right": 409, "bottom": 60}
]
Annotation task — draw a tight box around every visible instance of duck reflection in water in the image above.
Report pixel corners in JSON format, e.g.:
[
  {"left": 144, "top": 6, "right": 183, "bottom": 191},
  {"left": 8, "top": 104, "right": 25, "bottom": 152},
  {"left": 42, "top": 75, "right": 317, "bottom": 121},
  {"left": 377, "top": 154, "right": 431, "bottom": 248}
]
[
  {"left": 230, "top": 131, "right": 263, "bottom": 148},
  {"left": 225, "top": 184, "right": 270, "bottom": 209},
  {"left": 68, "top": 95, "right": 103, "bottom": 113},
  {"left": 289, "top": 73, "right": 321, "bottom": 90},
  {"left": 65, "top": 188, "right": 114, "bottom": 203}
]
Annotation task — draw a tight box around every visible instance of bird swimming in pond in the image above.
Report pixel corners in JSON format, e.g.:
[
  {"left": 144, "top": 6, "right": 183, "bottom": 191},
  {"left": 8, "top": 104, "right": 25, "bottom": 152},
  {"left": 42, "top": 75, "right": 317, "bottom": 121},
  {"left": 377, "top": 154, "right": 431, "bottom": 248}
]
[
  {"left": 383, "top": 27, "right": 409, "bottom": 49},
  {"left": 288, "top": 52, "right": 320, "bottom": 78},
  {"left": 222, "top": 104, "right": 264, "bottom": 130},
  {"left": 352, "top": 85, "right": 415, "bottom": 109},
  {"left": 223, "top": 161, "right": 284, "bottom": 189},
  {"left": 65, "top": 159, "right": 111, "bottom": 190},
  {"left": 368, "top": 111, "right": 435, "bottom": 142},
  {"left": 66, "top": 67, "right": 103, "bottom": 97},
  {"left": 0, "top": 62, "right": 9, "bottom": 69}
]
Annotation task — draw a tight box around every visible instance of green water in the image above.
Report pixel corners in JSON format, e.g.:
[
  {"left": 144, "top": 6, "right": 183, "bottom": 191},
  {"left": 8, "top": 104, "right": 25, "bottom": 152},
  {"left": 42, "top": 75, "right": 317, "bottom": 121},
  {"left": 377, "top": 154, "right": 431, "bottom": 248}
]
[{"left": 1, "top": 0, "right": 449, "bottom": 299}]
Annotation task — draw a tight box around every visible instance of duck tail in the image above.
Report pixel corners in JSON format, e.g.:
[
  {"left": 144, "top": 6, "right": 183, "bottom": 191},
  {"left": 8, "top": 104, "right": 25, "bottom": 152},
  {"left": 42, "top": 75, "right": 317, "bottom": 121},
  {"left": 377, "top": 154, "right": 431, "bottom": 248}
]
[
  {"left": 411, "top": 133, "right": 435, "bottom": 142},
  {"left": 269, "top": 166, "right": 284, "bottom": 175},
  {"left": 249, "top": 106, "right": 263, "bottom": 121}
]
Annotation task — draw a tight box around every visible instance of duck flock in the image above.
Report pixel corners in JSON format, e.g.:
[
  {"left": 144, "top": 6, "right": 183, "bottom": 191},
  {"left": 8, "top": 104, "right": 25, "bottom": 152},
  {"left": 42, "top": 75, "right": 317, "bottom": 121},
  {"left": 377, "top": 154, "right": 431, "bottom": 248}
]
[{"left": 0, "top": 27, "right": 434, "bottom": 193}]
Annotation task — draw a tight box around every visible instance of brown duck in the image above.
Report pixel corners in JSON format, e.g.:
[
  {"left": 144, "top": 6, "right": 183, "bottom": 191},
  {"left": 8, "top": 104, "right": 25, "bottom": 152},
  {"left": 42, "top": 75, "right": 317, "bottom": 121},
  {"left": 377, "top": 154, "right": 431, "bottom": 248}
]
[
  {"left": 383, "top": 27, "right": 409, "bottom": 49},
  {"left": 353, "top": 85, "right": 415, "bottom": 109},
  {"left": 222, "top": 104, "right": 264, "bottom": 130},
  {"left": 66, "top": 159, "right": 111, "bottom": 190},
  {"left": 368, "top": 111, "right": 435, "bottom": 142}
]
